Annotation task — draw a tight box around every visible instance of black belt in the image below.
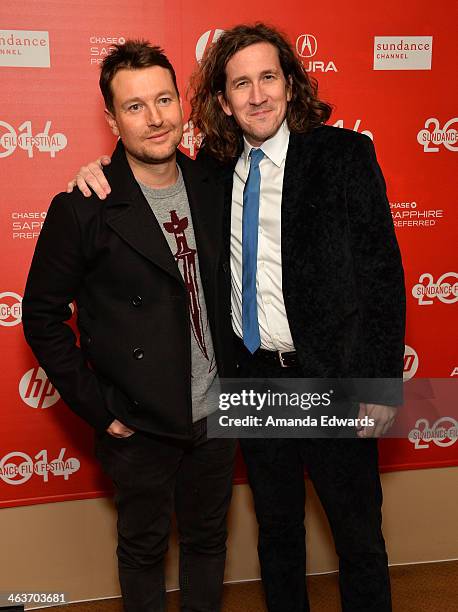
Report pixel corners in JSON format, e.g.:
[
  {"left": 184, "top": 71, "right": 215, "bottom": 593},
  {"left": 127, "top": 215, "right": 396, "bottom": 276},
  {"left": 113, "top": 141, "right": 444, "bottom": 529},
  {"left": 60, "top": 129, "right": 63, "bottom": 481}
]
[
  {"left": 235, "top": 337, "right": 299, "bottom": 368},
  {"left": 256, "top": 347, "right": 299, "bottom": 368}
]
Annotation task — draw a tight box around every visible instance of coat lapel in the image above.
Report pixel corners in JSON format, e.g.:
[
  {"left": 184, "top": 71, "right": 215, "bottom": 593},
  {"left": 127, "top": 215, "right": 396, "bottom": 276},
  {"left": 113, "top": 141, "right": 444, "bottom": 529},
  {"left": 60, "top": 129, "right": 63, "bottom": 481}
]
[
  {"left": 104, "top": 141, "right": 184, "bottom": 284},
  {"left": 177, "top": 150, "right": 225, "bottom": 284},
  {"left": 280, "top": 129, "right": 327, "bottom": 331},
  {"left": 221, "top": 161, "right": 236, "bottom": 262},
  {"left": 281, "top": 131, "right": 315, "bottom": 244},
  {"left": 207, "top": 156, "right": 237, "bottom": 263}
]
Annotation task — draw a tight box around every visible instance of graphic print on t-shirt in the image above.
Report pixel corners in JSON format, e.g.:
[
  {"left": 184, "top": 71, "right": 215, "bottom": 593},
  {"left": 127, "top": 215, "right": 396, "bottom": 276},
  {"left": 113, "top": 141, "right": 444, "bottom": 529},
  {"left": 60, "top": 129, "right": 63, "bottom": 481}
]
[{"left": 163, "top": 210, "right": 209, "bottom": 360}]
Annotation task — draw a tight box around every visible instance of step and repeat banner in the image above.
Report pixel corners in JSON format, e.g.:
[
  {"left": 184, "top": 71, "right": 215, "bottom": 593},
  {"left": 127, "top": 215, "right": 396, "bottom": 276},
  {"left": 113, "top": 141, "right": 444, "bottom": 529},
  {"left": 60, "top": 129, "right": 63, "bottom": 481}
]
[{"left": 1, "top": 1, "right": 457, "bottom": 507}]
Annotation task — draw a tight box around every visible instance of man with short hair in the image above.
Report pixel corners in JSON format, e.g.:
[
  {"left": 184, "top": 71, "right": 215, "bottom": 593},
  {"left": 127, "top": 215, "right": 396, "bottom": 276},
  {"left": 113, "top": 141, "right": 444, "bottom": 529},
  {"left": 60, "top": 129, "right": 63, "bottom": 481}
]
[
  {"left": 22, "top": 40, "right": 236, "bottom": 612},
  {"left": 68, "top": 24, "right": 405, "bottom": 612}
]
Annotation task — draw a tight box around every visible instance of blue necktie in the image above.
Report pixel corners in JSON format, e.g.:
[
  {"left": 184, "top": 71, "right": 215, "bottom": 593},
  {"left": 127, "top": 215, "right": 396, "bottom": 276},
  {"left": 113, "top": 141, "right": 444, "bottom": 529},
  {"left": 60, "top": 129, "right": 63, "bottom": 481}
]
[{"left": 242, "top": 148, "right": 264, "bottom": 353}]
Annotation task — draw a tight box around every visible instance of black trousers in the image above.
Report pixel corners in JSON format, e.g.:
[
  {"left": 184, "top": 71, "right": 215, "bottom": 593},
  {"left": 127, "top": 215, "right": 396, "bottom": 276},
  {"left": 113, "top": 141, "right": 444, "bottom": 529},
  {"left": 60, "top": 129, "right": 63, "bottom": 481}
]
[
  {"left": 95, "top": 418, "right": 237, "bottom": 612},
  {"left": 237, "top": 345, "right": 392, "bottom": 612}
]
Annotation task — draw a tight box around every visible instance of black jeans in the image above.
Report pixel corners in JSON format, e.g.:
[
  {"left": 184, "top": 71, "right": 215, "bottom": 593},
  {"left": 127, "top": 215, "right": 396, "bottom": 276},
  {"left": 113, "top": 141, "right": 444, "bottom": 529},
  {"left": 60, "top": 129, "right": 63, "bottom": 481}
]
[
  {"left": 237, "top": 345, "right": 391, "bottom": 612},
  {"left": 95, "top": 418, "right": 236, "bottom": 612}
]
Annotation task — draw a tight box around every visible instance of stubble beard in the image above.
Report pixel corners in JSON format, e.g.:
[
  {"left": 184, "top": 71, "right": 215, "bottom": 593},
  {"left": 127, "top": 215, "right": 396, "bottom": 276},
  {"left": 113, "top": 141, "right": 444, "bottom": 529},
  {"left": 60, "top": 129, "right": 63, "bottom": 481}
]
[{"left": 126, "top": 127, "right": 183, "bottom": 166}]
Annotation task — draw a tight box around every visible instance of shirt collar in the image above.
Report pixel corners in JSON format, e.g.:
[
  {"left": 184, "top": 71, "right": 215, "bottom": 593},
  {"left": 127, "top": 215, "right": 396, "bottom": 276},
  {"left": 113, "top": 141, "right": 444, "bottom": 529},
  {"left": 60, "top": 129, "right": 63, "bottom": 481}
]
[{"left": 242, "top": 120, "right": 290, "bottom": 168}]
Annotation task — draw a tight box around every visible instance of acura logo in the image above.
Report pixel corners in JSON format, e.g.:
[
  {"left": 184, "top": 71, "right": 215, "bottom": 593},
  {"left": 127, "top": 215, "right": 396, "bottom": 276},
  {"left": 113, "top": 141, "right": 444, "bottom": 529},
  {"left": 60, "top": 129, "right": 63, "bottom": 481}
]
[{"left": 296, "top": 34, "right": 318, "bottom": 58}]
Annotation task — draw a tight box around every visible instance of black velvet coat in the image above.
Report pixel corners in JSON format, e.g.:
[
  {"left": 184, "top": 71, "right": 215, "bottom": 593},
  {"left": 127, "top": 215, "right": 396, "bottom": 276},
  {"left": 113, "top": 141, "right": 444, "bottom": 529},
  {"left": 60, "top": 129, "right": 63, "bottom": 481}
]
[
  {"left": 212, "top": 125, "right": 406, "bottom": 403},
  {"left": 22, "top": 141, "right": 234, "bottom": 437}
]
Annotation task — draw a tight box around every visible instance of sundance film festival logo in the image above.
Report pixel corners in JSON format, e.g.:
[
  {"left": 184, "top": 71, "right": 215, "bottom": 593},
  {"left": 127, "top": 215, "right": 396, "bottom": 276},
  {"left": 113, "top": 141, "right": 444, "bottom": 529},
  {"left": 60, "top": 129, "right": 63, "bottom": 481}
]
[
  {"left": 19, "top": 367, "right": 60, "bottom": 409},
  {"left": 0, "top": 120, "right": 67, "bottom": 158},
  {"left": 0, "top": 292, "right": 22, "bottom": 327},
  {"left": 181, "top": 120, "right": 202, "bottom": 158},
  {"left": 295, "top": 33, "right": 337, "bottom": 73},
  {"left": 412, "top": 272, "right": 458, "bottom": 305},
  {"left": 196, "top": 29, "right": 224, "bottom": 63},
  {"left": 0, "top": 448, "right": 80, "bottom": 485},
  {"left": 417, "top": 118, "right": 458, "bottom": 152},
  {"left": 403, "top": 345, "right": 419, "bottom": 381},
  {"left": 408, "top": 417, "right": 458, "bottom": 450},
  {"left": 333, "top": 118, "right": 373, "bottom": 140},
  {"left": 0, "top": 30, "right": 50, "bottom": 68},
  {"left": 373, "top": 36, "right": 432, "bottom": 70}
]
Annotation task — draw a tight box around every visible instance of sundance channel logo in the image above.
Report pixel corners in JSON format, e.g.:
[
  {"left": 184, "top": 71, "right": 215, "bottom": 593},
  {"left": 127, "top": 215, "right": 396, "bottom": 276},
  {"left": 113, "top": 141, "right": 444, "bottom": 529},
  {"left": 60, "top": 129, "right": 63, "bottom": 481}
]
[
  {"left": 373, "top": 36, "right": 432, "bottom": 70},
  {"left": 0, "top": 30, "right": 50, "bottom": 68}
]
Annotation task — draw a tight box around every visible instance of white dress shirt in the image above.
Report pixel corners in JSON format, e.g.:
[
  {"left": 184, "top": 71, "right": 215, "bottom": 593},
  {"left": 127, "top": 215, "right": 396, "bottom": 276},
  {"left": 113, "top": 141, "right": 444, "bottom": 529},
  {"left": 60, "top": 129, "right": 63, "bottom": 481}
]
[{"left": 231, "top": 121, "right": 295, "bottom": 351}]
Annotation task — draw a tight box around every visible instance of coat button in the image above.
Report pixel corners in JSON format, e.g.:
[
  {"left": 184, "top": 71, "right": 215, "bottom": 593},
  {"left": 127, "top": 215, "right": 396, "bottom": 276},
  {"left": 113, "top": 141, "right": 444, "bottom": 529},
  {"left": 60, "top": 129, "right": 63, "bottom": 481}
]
[
  {"left": 131, "top": 295, "right": 142, "bottom": 307},
  {"left": 86, "top": 336, "right": 92, "bottom": 344},
  {"left": 222, "top": 261, "right": 229, "bottom": 273},
  {"left": 133, "top": 348, "right": 144, "bottom": 360}
]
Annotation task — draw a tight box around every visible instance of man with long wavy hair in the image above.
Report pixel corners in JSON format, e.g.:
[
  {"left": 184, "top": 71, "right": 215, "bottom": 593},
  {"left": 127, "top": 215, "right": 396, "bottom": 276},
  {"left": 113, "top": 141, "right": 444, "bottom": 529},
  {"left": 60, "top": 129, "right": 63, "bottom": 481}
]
[
  {"left": 189, "top": 24, "right": 331, "bottom": 163},
  {"left": 189, "top": 25, "right": 405, "bottom": 611},
  {"left": 68, "top": 23, "right": 405, "bottom": 612}
]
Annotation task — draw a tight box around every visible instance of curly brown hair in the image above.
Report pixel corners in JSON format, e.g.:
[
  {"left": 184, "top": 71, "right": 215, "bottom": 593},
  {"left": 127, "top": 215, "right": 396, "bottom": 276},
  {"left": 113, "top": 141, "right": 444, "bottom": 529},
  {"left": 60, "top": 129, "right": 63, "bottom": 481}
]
[{"left": 189, "top": 23, "right": 332, "bottom": 163}]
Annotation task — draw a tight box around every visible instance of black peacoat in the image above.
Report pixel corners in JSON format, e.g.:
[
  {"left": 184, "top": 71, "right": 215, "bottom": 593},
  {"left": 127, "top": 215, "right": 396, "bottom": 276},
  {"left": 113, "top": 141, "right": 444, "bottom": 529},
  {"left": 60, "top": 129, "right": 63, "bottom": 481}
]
[{"left": 22, "top": 141, "right": 235, "bottom": 438}]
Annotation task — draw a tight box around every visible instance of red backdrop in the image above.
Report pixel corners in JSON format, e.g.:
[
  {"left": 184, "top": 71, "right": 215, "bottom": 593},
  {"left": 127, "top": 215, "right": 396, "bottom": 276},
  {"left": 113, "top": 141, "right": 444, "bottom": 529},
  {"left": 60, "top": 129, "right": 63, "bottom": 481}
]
[{"left": 1, "top": 1, "right": 457, "bottom": 508}]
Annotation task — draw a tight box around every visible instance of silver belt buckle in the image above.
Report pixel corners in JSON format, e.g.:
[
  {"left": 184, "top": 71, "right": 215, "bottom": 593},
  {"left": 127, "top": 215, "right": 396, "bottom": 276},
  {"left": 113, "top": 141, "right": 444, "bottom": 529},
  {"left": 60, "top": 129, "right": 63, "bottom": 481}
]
[{"left": 278, "top": 350, "right": 288, "bottom": 368}]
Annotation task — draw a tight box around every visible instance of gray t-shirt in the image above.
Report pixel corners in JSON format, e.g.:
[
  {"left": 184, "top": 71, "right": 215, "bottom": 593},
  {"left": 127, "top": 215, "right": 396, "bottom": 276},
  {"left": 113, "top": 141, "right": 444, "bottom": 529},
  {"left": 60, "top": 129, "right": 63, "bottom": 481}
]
[{"left": 139, "top": 166, "right": 217, "bottom": 422}]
